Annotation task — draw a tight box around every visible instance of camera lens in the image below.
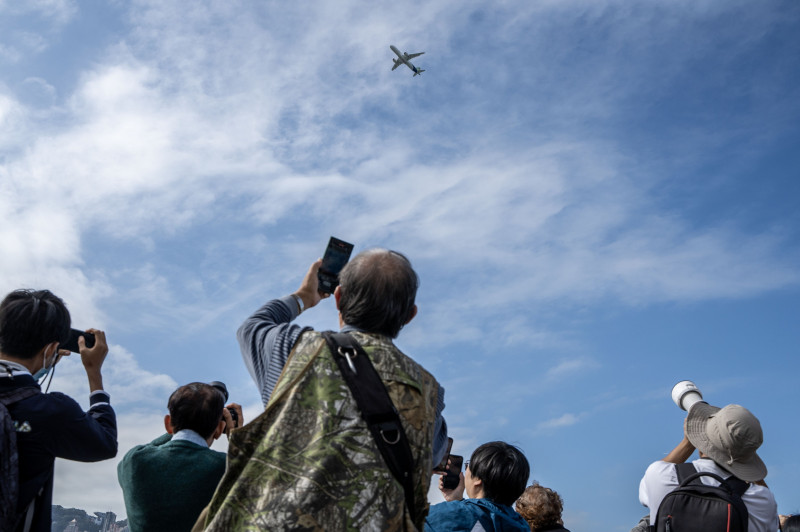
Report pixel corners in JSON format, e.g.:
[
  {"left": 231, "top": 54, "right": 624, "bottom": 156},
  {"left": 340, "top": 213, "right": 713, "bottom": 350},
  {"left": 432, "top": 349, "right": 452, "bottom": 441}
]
[{"left": 671, "top": 380, "right": 703, "bottom": 411}]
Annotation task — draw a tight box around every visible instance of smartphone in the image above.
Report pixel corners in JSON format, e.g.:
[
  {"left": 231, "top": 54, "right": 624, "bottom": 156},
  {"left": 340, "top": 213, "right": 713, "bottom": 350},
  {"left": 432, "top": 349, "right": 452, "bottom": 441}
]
[
  {"left": 443, "top": 454, "right": 463, "bottom": 490},
  {"left": 432, "top": 437, "right": 454, "bottom": 473},
  {"left": 317, "top": 237, "right": 354, "bottom": 294},
  {"left": 62, "top": 328, "right": 96, "bottom": 353}
]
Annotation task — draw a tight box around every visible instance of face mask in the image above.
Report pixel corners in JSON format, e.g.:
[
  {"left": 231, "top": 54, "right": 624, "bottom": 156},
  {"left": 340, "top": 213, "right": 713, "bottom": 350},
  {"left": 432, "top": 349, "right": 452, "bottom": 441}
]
[{"left": 32, "top": 347, "right": 57, "bottom": 382}]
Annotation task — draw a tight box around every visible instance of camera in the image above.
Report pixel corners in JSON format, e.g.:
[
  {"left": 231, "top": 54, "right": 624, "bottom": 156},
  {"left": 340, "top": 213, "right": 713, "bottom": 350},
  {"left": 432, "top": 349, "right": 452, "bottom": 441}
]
[
  {"left": 227, "top": 406, "right": 238, "bottom": 426},
  {"left": 62, "top": 328, "right": 96, "bottom": 353},
  {"left": 671, "top": 380, "right": 704, "bottom": 412},
  {"left": 208, "top": 381, "right": 239, "bottom": 427}
]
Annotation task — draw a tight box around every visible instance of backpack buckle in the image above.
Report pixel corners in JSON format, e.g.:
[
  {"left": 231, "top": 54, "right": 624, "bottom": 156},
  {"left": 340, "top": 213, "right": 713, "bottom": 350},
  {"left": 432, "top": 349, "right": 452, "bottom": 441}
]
[{"left": 337, "top": 346, "right": 358, "bottom": 375}]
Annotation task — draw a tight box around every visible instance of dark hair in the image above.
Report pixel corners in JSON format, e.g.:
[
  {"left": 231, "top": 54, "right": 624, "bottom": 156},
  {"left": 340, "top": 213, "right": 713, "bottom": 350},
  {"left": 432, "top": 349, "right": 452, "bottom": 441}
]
[
  {"left": 784, "top": 515, "right": 800, "bottom": 532},
  {"left": 515, "top": 483, "right": 564, "bottom": 531},
  {"left": 0, "top": 289, "right": 71, "bottom": 359},
  {"left": 337, "top": 249, "right": 419, "bottom": 338},
  {"left": 167, "top": 383, "right": 225, "bottom": 439},
  {"left": 469, "top": 441, "right": 530, "bottom": 506}
]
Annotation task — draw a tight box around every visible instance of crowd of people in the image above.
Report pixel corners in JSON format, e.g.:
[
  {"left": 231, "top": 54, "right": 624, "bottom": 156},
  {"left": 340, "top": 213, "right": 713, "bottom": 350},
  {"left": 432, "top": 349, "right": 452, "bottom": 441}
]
[{"left": 0, "top": 248, "right": 796, "bottom": 531}]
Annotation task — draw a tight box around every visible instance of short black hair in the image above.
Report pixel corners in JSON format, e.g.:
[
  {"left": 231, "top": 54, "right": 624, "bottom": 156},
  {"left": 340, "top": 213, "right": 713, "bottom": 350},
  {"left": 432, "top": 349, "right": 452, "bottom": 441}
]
[
  {"left": 167, "top": 383, "right": 225, "bottom": 439},
  {"left": 338, "top": 249, "right": 419, "bottom": 338},
  {"left": 469, "top": 441, "right": 530, "bottom": 506},
  {"left": 0, "top": 289, "right": 71, "bottom": 359},
  {"left": 783, "top": 515, "right": 800, "bottom": 532}
]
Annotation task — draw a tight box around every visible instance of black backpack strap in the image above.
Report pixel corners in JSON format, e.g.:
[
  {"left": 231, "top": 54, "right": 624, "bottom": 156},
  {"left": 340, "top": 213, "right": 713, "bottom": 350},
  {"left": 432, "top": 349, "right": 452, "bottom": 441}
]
[
  {"left": 0, "top": 387, "right": 39, "bottom": 406},
  {"left": 676, "top": 462, "right": 749, "bottom": 497},
  {"left": 723, "top": 476, "right": 749, "bottom": 498},
  {"left": 675, "top": 462, "right": 698, "bottom": 485},
  {"left": 321, "top": 332, "right": 418, "bottom": 521}
]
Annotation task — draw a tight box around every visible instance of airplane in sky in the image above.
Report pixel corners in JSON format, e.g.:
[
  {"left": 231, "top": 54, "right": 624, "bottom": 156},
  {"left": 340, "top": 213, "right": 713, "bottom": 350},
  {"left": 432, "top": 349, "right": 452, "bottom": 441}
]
[{"left": 390, "top": 45, "right": 425, "bottom": 76}]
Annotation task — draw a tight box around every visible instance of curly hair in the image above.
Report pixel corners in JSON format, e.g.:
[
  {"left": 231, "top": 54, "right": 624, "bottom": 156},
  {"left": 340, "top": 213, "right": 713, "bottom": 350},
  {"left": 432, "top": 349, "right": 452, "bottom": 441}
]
[{"left": 515, "top": 483, "right": 564, "bottom": 532}]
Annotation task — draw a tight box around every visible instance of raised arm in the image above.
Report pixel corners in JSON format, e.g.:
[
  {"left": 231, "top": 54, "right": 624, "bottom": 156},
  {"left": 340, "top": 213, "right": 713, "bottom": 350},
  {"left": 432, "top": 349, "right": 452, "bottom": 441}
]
[{"left": 237, "top": 260, "right": 329, "bottom": 405}]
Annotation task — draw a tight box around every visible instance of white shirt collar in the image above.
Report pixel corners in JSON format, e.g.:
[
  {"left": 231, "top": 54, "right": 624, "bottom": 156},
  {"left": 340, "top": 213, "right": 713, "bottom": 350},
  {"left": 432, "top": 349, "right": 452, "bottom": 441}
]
[
  {"left": 171, "top": 429, "right": 210, "bottom": 448},
  {"left": 0, "top": 360, "right": 31, "bottom": 377}
]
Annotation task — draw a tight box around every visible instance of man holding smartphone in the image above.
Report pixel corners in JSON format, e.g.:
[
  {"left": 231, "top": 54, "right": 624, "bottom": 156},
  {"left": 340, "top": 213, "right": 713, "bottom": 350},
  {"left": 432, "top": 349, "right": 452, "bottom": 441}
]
[
  {"left": 199, "top": 248, "right": 448, "bottom": 531},
  {"left": 426, "top": 441, "right": 530, "bottom": 532},
  {"left": 0, "top": 289, "right": 117, "bottom": 532}
]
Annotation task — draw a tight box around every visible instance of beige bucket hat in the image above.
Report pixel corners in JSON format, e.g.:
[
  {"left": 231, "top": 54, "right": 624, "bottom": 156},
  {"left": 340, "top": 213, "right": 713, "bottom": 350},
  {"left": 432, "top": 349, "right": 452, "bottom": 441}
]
[{"left": 685, "top": 403, "right": 767, "bottom": 482}]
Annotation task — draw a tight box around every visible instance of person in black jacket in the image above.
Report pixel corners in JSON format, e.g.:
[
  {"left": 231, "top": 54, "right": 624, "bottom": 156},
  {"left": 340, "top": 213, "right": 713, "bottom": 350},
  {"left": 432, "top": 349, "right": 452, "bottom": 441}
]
[{"left": 0, "top": 289, "right": 117, "bottom": 532}]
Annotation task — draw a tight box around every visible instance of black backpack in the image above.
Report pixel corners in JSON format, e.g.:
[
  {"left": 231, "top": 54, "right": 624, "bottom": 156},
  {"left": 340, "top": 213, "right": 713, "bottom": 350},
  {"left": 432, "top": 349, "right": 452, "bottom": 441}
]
[
  {"left": 1, "top": 386, "right": 39, "bottom": 532},
  {"left": 652, "top": 462, "right": 750, "bottom": 532}
]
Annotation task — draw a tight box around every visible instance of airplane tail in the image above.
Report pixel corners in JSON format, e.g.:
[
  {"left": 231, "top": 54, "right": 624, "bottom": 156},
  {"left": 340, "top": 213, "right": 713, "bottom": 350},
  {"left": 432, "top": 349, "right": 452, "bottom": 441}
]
[{"left": 413, "top": 69, "right": 425, "bottom": 77}]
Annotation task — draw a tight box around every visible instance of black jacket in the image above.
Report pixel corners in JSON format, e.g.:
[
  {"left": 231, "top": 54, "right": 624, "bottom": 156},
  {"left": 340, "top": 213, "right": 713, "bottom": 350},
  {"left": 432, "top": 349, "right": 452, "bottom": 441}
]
[{"left": 1, "top": 372, "right": 117, "bottom": 532}]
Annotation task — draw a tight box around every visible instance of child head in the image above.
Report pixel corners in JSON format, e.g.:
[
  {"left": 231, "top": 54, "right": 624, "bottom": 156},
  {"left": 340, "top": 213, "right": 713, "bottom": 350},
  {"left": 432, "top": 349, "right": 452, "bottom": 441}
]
[{"left": 466, "top": 441, "right": 530, "bottom": 505}]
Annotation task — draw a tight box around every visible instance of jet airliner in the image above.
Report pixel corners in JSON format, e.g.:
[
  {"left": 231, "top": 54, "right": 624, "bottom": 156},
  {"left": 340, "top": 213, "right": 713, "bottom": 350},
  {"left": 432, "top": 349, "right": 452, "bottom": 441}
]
[{"left": 390, "top": 45, "right": 425, "bottom": 76}]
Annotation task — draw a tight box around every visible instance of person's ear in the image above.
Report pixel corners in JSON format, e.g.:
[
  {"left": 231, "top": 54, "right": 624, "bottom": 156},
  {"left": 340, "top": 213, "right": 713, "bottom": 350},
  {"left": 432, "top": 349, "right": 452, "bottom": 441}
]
[
  {"left": 164, "top": 415, "right": 173, "bottom": 434},
  {"left": 334, "top": 286, "right": 342, "bottom": 310},
  {"left": 212, "top": 419, "right": 226, "bottom": 441},
  {"left": 471, "top": 476, "right": 484, "bottom": 498},
  {"left": 35, "top": 342, "right": 59, "bottom": 366},
  {"left": 405, "top": 305, "right": 418, "bottom": 325},
  {"left": 47, "top": 341, "right": 60, "bottom": 358}
]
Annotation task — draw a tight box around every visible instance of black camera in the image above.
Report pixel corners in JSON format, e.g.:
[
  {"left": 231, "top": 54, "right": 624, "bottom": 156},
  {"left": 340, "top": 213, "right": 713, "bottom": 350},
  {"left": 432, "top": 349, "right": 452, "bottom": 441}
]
[
  {"left": 208, "top": 381, "right": 238, "bottom": 427},
  {"left": 227, "top": 406, "right": 238, "bottom": 425}
]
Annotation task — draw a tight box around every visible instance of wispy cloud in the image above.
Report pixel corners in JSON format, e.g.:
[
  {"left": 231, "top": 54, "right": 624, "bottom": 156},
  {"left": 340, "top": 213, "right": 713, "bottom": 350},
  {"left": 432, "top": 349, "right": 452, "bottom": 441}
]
[
  {"left": 546, "top": 358, "right": 598, "bottom": 381},
  {"left": 536, "top": 413, "right": 582, "bottom": 431}
]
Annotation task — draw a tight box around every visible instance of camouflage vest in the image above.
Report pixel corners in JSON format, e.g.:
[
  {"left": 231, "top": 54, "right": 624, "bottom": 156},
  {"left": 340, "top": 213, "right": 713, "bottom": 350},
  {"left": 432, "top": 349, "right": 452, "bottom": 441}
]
[{"left": 202, "top": 330, "right": 440, "bottom": 531}]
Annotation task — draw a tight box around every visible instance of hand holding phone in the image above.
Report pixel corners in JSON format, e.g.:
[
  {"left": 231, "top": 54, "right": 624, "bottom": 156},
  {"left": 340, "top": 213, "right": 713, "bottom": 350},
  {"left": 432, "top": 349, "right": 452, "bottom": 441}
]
[
  {"left": 433, "top": 437, "right": 454, "bottom": 474},
  {"left": 442, "top": 455, "right": 463, "bottom": 490}
]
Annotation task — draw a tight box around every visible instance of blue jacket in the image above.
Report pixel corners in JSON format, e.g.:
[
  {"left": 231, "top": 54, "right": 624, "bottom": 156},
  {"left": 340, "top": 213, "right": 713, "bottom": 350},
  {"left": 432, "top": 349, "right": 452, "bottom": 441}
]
[{"left": 425, "top": 498, "right": 530, "bottom": 532}]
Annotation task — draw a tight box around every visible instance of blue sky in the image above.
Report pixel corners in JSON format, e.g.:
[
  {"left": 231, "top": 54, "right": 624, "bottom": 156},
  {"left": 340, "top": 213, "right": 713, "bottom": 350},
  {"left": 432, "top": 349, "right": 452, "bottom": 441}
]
[{"left": 1, "top": 1, "right": 799, "bottom": 530}]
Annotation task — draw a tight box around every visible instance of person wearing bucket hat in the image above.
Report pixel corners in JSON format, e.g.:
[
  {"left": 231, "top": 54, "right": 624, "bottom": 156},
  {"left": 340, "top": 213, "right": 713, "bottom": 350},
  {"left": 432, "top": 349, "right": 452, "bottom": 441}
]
[{"left": 638, "top": 403, "right": 779, "bottom": 532}]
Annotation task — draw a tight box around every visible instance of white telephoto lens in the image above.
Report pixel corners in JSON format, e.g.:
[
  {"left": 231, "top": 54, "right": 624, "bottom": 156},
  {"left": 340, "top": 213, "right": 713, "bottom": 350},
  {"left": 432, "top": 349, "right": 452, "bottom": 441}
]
[{"left": 671, "top": 380, "right": 703, "bottom": 411}]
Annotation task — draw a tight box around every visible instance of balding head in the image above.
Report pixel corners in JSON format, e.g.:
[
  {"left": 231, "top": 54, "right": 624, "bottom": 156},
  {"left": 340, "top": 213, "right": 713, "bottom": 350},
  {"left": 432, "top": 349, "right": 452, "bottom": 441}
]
[{"left": 337, "top": 249, "right": 419, "bottom": 338}]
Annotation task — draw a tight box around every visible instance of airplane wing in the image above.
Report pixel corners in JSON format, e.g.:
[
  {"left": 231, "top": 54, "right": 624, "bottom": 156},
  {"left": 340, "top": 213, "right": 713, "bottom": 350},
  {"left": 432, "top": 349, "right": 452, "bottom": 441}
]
[
  {"left": 391, "top": 60, "right": 401, "bottom": 71},
  {"left": 406, "top": 52, "right": 424, "bottom": 59}
]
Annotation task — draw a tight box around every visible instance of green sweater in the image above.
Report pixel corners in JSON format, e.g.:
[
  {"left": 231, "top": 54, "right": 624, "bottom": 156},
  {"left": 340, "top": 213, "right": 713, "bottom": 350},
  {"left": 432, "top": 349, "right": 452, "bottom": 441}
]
[{"left": 117, "top": 433, "right": 226, "bottom": 532}]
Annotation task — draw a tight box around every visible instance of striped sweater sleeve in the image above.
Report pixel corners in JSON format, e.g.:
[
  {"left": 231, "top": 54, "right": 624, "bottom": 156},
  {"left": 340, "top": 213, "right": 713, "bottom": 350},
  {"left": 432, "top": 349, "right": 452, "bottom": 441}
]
[{"left": 237, "top": 295, "right": 312, "bottom": 406}]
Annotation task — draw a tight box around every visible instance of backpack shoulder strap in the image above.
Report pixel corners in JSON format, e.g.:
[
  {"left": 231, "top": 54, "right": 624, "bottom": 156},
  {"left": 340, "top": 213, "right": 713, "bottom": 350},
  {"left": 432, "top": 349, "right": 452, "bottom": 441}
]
[
  {"left": 723, "top": 475, "right": 750, "bottom": 498},
  {"left": 321, "top": 331, "right": 418, "bottom": 521},
  {"left": 675, "top": 462, "right": 698, "bottom": 485},
  {"left": 676, "top": 461, "right": 749, "bottom": 498},
  {"left": 0, "top": 386, "right": 39, "bottom": 406}
]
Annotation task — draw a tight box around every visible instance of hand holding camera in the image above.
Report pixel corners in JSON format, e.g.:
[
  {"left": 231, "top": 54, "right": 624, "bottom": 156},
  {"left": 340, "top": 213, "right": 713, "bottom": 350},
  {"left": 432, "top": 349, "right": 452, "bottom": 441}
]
[
  {"left": 79, "top": 329, "right": 108, "bottom": 392},
  {"left": 208, "top": 381, "right": 243, "bottom": 435},
  {"left": 223, "top": 403, "right": 243, "bottom": 435}
]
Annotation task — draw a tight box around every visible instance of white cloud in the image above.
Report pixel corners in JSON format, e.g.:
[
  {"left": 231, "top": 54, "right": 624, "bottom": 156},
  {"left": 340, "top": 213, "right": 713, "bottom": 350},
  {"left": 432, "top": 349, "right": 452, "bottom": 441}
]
[
  {"left": 2, "top": 1, "right": 794, "bottom": 319},
  {"left": 536, "top": 412, "right": 581, "bottom": 431},
  {"left": 0, "top": 0, "right": 77, "bottom": 25},
  {"left": 546, "top": 358, "right": 597, "bottom": 381},
  {"left": 47, "top": 345, "right": 176, "bottom": 411}
]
